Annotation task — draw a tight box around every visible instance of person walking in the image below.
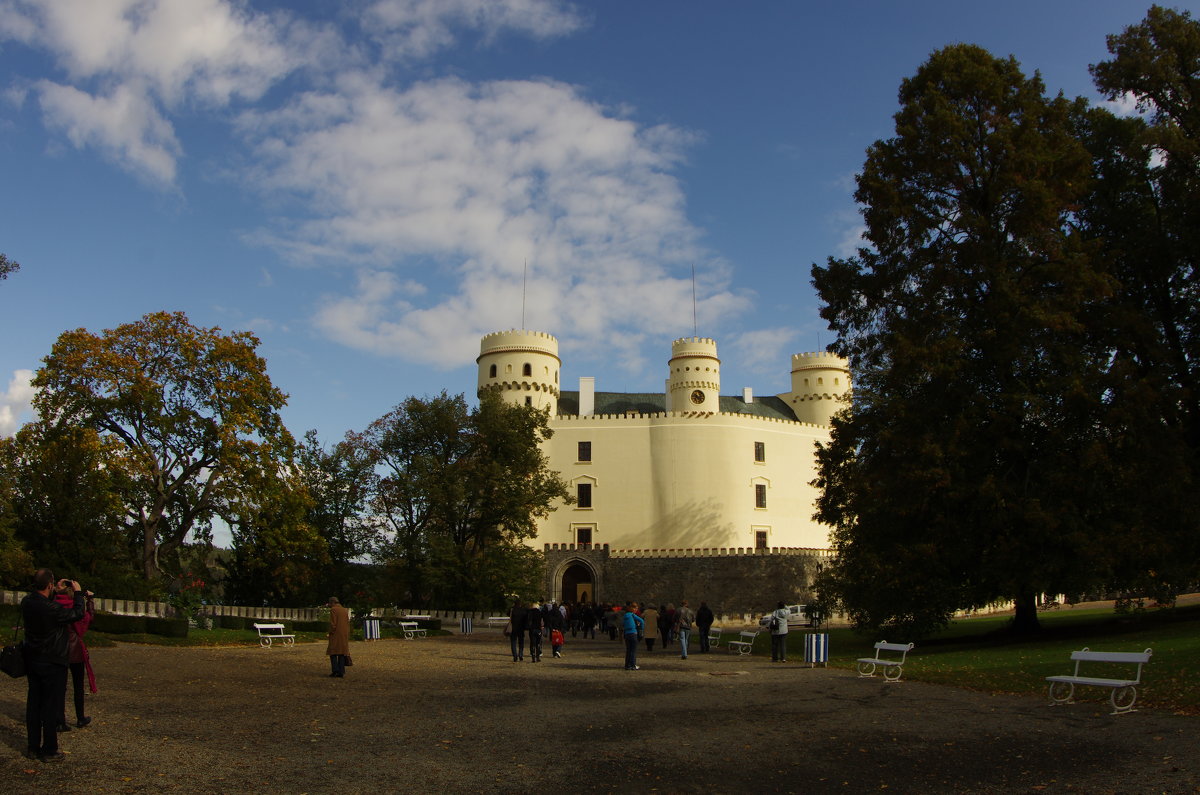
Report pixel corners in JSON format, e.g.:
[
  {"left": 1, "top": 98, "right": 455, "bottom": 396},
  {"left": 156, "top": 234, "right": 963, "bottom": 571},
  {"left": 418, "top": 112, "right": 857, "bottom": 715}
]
[
  {"left": 658, "top": 603, "right": 675, "bottom": 650},
  {"left": 696, "top": 601, "right": 715, "bottom": 653},
  {"left": 326, "top": 597, "right": 351, "bottom": 677},
  {"left": 526, "top": 602, "right": 544, "bottom": 662},
  {"left": 53, "top": 583, "right": 95, "bottom": 730},
  {"left": 675, "top": 600, "right": 695, "bottom": 660},
  {"left": 548, "top": 602, "right": 566, "bottom": 658},
  {"left": 767, "top": 601, "right": 790, "bottom": 662},
  {"left": 641, "top": 605, "right": 659, "bottom": 652},
  {"left": 20, "top": 569, "right": 85, "bottom": 762},
  {"left": 507, "top": 600, "right": 528, "bottom": 662},
  {"left": 621, "top": 601, "right": 645, "bottom": 670}
]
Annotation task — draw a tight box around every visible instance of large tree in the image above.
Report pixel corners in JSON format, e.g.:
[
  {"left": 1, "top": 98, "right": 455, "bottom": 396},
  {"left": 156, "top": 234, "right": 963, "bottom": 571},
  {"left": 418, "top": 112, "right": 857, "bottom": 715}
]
[
  {"left": 295, "top": 429, "right": 380, "bottom": 603},
  {"left": 0, "top": 423, "right": 140, "bottom": 595},
  {"left": 31, "top": 311, "right": 295, "bottom": 585},
  {"left": 811, "top": 44, "right": 1114, "bottom": 636},
  {"left": 367, "top": 391, "right": 570, "bottom": 610},
  {"left": 1078, "top": 6, "right": 1200, "bottom": 599}
]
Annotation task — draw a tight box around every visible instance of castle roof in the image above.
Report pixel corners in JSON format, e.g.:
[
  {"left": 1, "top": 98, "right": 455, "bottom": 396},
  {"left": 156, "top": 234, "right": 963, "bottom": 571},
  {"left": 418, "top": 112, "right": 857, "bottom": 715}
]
[{"left": 557, "top": 392, "right": 798, "bottom": 421}]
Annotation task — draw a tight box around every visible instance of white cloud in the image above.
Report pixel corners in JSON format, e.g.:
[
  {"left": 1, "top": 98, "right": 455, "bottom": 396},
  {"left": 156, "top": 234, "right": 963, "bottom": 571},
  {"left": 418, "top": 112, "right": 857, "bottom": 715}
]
[
  {"left": 1100, "top": 91, "right": 1145, "bottom": 119},
  {"left": 0, "top": 369, "right": 36, "bottom": 438},
  {"left": 37, "top": 79, "right": 182, "bottom": 185},
  {"left": 3, "top": 0, "right": 308, "bottom": 186},
  {"left": 363, "top": 0, "right": 585, "bottom": 60},
  {"left": 241, "top": 75, "right": 749, "bottom": 368},
  {"left": 727, "top": 327, "right": 798, "bottom": 379}
]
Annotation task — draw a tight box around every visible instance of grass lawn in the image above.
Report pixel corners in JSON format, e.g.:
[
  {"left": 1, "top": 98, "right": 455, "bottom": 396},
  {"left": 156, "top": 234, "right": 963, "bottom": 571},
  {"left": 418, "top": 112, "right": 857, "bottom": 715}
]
[{"left": 786, "top": 603, "right": 1200, "bottom": 714}]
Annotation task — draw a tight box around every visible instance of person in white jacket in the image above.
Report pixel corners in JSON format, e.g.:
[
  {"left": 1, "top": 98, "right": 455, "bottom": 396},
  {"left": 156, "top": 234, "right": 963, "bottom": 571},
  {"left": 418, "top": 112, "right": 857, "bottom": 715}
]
[{"left": 767, "top": 602, "right": 789, "bottom": 662}]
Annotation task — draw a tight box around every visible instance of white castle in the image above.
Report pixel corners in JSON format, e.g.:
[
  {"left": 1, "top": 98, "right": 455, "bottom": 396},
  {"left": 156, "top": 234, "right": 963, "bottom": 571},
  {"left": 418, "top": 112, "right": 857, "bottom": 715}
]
[{"left": 477, "top": 330, "right": 850, "bottom": 552}]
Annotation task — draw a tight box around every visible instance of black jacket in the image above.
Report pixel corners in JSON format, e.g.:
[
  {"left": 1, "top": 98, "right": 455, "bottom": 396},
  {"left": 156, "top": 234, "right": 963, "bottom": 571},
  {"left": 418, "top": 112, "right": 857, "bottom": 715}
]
[{"left": 21, "top": 591, "right": 85, "bottom": 665}]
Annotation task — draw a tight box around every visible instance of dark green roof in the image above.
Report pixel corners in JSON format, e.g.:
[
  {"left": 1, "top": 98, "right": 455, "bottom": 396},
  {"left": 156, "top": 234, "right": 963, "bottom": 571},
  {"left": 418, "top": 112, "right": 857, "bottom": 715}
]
[{"left": 557, "top": 391, "right": 799, "bottom": 422}]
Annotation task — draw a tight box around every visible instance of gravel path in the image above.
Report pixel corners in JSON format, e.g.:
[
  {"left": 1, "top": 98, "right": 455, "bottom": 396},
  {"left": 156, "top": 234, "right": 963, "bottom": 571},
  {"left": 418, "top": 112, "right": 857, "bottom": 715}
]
[{"left": 1, "top": 632, "right": 1196, "bottom": 794}]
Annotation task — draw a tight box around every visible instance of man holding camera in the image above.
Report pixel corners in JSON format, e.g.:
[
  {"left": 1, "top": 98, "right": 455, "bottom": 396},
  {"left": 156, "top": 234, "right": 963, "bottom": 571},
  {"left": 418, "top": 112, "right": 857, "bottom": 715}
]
[{"left": 20, "top": 569, "right": 85, "bottom": 762}]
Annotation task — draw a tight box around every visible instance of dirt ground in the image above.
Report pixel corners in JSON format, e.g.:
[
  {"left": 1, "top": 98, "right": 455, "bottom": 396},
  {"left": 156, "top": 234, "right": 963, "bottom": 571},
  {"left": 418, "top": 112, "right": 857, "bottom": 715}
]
[{"left": 1, "top": 631, "right": 1196, "bottom": 794}]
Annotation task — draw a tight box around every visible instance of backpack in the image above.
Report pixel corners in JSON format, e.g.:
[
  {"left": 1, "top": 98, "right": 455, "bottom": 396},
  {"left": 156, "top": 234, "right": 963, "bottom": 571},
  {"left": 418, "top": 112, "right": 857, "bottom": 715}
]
[{"left": 769, "top": 615, "right": 780, "bottom": 632}]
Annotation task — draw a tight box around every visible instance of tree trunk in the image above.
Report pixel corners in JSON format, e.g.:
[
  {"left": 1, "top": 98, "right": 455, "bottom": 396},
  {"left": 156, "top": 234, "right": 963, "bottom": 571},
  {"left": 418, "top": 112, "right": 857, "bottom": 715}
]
[{"left": 1011, "top": 591, "right": 1041, "bottom": 634}]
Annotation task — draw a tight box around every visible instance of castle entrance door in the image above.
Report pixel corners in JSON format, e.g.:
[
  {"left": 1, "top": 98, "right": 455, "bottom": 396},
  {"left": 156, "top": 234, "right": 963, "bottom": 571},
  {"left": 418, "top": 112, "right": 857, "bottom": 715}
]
[{"left": 561, "top": 563, "right": 593, "bottom": 603}]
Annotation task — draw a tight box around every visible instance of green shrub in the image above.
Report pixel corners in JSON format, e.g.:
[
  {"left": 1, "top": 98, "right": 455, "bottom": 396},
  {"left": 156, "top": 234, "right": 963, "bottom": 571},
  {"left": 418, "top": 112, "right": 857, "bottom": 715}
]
[
  {"left": 217, "top": 616, "right": 248, "bottom": 630},
  {"left": 146, "top": 617, "right": 188, "bottom": 638},
  {"left": 91, "top": 613, "right": 147, "bottom": 634},
  {"left": 0, "top": 604, "right": 21, "bottom": 628},
  {"left": 293, "top": 620, "right": 327, "bottom": 632}
]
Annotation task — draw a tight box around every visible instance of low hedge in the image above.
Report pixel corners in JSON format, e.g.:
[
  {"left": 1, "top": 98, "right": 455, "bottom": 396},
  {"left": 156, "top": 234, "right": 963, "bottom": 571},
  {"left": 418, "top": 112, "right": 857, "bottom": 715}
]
[
  {"left": 146, "top": 617, "right": 189, "bottom": 638},
  {"left": 91, "top": 613, "right": 147, "bottom": 634},
  {"left": 293, "top": 620, "right": 327, "bottom": 632}
]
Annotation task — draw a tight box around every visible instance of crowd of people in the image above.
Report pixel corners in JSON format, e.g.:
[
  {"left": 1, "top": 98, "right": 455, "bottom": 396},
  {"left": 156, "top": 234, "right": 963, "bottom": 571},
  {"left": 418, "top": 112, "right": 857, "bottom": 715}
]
[{"left": 504, "top": 597, "right": 785, "bottom": 670}]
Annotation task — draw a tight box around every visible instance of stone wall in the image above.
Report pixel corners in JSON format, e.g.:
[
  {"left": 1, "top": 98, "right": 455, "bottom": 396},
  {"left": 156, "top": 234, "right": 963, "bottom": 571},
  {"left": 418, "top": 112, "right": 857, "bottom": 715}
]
[{"left": 543, "top": 544, "right": 828, "bottom": 617}]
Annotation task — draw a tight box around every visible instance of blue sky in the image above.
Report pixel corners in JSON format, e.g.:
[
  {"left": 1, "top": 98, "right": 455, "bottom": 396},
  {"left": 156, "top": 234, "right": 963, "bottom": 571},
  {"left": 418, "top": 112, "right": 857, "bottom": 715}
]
[{"left": 0, "top": 0, "right": 1185, "bottom": 443}]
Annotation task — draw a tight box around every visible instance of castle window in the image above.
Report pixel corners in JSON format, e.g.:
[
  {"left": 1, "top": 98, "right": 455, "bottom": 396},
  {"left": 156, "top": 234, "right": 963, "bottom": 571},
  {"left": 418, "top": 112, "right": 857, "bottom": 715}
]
[
  {"left": 804, "top": 378, "right": 809, "bottom": 387},
  {"left": 506, "top": 364, "right": 512, "bottom": 374},
  {"left": 577, "top": 483, "right": 592, "bottom": 508},
  {"left": 818, "top": 377, "right": 824, "bottom": 385},
  {"left": 754, "top": 441, "right": 765, "bottom": 462},
  {"left": 755, "top": 483, "right": 767, "bottom": 509},
  {"left": 755, "top": 531, "right": 768, "bottom": 549},
  {"left": 523, "top": 363, "right": 532, "bottom": 376},
  {"left": 489, "top": 364, "right": 497, "bottom": 378},
  {"left": 576, "top": 526, "right": 593, "bottom": 546},
  {"left": 525, "top": 396, "right": 532, "bottom": 406},
  {"left": 578, "top": 441, "right": 592, "bottom": 462}
]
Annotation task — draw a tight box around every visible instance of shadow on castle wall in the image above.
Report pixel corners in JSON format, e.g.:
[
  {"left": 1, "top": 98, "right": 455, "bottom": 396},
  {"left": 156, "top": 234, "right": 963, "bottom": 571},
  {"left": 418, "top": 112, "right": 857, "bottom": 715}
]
[{"left": 605, "top": 497, "right": 734, "bottom": 550}]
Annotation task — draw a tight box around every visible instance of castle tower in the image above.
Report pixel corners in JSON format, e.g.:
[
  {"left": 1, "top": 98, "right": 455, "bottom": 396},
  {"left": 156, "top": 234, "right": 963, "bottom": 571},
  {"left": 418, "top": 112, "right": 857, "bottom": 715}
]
[
  {"left": 477, "top": 330, "right": 560, "bottom": 413},
  {"left": 781, "top": 351, "right": 851, "bottom": 426},
  {"left": 667, "top": 337, "right": 720, "bottom": 412}
]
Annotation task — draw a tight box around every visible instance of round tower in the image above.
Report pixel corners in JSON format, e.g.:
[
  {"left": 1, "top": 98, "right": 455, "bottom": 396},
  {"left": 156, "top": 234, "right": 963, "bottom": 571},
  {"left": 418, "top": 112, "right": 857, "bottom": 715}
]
[
  {"left": 784, "top": 351, "right": 851, "bottom": 426},
  {"left": 667, "top": 337, "right": 720, "bottom": 412},
  {"left": 477, "top": 330, "right": 560, "bottom": 413}
]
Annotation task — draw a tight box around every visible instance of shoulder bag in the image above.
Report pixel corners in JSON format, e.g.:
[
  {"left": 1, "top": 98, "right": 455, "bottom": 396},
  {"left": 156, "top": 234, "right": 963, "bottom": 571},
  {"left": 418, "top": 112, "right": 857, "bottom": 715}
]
[{"left": 1, "top": 626, "right": 26, "bottom": 678}]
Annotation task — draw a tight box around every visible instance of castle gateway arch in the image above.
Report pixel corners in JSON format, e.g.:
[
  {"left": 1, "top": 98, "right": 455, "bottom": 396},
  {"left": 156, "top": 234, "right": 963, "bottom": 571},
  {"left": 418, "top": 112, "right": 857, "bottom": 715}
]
[{"left": 552, "top": 557, "right": 599, "bottom": 604}]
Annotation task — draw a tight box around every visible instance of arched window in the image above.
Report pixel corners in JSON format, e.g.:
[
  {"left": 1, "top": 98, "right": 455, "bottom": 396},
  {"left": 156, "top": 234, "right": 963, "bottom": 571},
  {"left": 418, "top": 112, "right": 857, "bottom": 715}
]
[
  {"left": 489, "top": 364, "right": 497, "bottom": 378},
  {"left": 523, "top": 363, "right": 532, "bottom": 377}
]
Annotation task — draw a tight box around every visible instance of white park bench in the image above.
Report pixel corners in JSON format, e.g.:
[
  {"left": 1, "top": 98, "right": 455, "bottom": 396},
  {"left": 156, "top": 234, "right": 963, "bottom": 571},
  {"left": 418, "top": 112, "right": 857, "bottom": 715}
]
[
  {"left": 1046, "top": 647, "right": 1153, "bottom": 715},
  {"left": 728, "top": 630, "right": 759, "bottom": 655},
  {"left": 398, "top": 620, "right": 427, "bottom": 640},
  {"left": 856, "top": 641, "right": 914, "bottom": 681},
  {"left": 252, "top": 622, "right": 295, "bottom": 648},
  {"left": 707, "top": 625, "right": 722, "bottom": 648},
  {"left": 486, "top": 616, "right": 510, "bottom": 629}
]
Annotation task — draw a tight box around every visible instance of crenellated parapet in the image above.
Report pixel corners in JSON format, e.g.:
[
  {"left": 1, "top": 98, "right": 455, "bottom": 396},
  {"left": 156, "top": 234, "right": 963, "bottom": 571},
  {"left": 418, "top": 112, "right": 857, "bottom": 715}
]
[
  {"left": 780, "top": 350, "right": 851, "bottom": 427},
  {"left": 542, "top": 542, "right": 834, "bottom": 559},
  {"left": 477, "top": 329, "right": 560, "bottom": 413}
]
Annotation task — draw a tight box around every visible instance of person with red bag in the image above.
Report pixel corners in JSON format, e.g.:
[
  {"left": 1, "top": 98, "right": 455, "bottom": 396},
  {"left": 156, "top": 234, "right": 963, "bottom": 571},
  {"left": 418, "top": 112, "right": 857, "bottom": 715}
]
[
  {"left": 547, "top": 601, "right": 566, "bottom": 658},
  {"left": 53, "top": 583, "right": 95, "bottom": 730}
]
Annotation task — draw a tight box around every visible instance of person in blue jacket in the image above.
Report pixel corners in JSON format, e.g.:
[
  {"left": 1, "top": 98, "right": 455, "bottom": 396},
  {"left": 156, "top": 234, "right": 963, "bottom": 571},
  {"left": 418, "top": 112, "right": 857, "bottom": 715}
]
[{"left": 621, "top": 601, "right": 645, "bottom": 670}]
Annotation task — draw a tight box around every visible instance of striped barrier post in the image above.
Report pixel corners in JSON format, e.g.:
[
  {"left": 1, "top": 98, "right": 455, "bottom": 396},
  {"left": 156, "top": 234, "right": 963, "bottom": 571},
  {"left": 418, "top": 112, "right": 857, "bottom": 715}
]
[{"left": 804, "top": 633, "right": 829, "bottom": 668}]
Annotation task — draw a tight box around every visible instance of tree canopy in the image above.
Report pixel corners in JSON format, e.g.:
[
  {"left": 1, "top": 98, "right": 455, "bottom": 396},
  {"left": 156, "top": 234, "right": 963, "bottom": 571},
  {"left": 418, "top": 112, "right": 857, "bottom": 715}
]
[
  {"left": 367, "top": 391, "right": 569, "bottom": 610},
  {"left": 30, "top": 311, "right": 295, "bottom": 585},
  {"left": 812, "top": 9, "right": 1200, "bottom": 636},
  {"left": 0, "top": 253, "right": 18, "bottom": 281}
]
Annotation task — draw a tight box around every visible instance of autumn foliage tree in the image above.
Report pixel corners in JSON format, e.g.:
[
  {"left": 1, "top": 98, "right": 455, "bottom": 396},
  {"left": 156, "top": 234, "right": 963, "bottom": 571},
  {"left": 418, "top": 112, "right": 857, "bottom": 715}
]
[{"left": 31, "top": 311, "right": 296, "bottom": 586}]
